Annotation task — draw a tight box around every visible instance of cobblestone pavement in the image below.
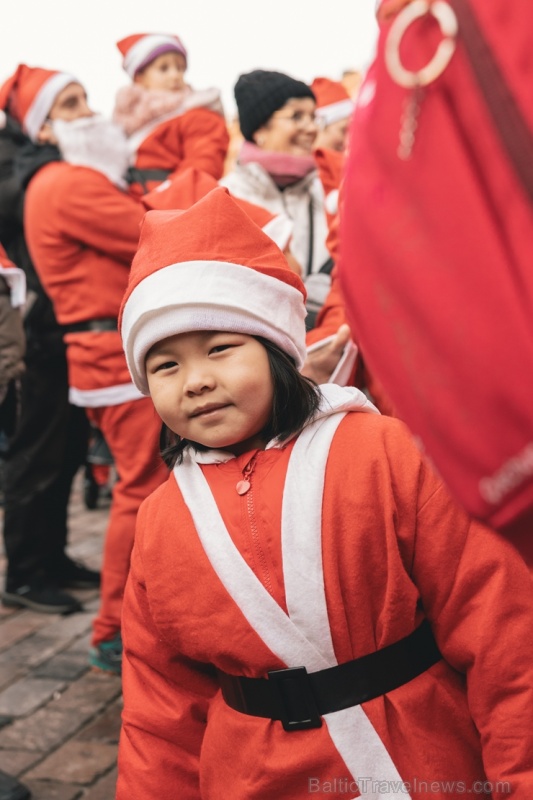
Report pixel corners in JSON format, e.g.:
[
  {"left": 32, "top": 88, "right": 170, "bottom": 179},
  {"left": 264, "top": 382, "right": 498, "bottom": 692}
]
[{"left": 0, "top": 471, "right": 120, "bottom": 799}]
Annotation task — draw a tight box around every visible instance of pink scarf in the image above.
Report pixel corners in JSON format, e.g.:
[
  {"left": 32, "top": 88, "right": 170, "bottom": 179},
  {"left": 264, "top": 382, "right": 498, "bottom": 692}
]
[
  {"left": 112, "top": 84, "right": 224, "bottom": 137},
  {"left": 238, "top": 141, "right": 316, "bottom": 188}
]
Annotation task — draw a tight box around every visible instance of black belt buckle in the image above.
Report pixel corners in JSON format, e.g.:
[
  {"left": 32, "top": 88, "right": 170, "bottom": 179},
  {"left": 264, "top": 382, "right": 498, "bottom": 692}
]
[{"left": 267, "top": 666, "right": 322, "bottom": 732}]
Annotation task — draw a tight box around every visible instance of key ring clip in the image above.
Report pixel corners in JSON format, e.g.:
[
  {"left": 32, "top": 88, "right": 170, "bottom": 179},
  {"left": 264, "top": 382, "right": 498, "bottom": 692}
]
[{"left": 385, "top": 0, "right": 458, "bottom": 88}]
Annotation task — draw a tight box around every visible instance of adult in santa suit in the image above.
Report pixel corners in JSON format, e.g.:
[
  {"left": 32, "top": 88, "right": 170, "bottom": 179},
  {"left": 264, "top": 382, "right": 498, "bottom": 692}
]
[
  {"left": 0, "top": 69, "right": 97, "bottom": 617},
  {"left": 4, "top": 63, "right": 169, "bottom": 671},
  {"left": 116, "top": 188, "right": 533, "bottom": 799},
  {"left": 113, "top": 32, "right": 229, "bottom": 198}
]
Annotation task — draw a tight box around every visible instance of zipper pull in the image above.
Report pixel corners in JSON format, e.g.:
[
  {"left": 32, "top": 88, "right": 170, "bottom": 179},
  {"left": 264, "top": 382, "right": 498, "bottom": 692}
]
[{"left": 236, "top": 454, "right": 257, "bottom": 495}]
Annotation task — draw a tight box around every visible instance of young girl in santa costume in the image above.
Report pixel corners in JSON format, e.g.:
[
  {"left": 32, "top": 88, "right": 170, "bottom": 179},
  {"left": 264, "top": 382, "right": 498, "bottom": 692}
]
[
  {"left": 117, "top": 187, "right": 533, "bottom": 799},
  {"left": 113, "top": 32, "right": 229, "bottom": 198}
]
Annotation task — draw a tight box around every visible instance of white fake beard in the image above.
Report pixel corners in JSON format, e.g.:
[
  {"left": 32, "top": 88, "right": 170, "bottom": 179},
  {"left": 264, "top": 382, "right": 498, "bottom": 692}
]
[{"left": 52, "top": 114, "right": 132, "bottom": 188}]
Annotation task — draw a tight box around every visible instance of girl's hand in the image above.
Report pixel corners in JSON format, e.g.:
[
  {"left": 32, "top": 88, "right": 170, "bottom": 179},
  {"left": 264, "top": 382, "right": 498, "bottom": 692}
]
[{"left": 301, "top": 324, "right": 352, "bottom": 384}]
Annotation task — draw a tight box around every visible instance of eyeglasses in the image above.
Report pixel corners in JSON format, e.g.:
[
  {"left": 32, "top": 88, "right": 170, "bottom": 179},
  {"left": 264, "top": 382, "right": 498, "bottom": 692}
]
[{"left": 271, "top": 110, "right": 318, "bottom": 127}]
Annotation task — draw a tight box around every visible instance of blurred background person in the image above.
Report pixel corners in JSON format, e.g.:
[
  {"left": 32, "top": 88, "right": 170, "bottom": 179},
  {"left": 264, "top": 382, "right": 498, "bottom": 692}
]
[
  {"left": 312, "top": 76, "right": 354, "bottom": 154},
  {"left": 221, "top": 69, "right": 333, "bottom": 326},
  {"left": 0, "top": 71, "right": 94, "bottom": 615}
]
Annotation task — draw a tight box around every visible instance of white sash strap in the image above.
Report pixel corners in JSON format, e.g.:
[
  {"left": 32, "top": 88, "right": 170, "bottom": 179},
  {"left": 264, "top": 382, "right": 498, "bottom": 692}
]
[
  {"left": 281, "top": 414, "right": 342, "bottom": 664},
  {"left": 282, "top": 417, "right": 411, "bottom": 800},
  {"left": 176, "top": 455, "right": 331, "bottom": 671},
  {"left": 174, "top": 411, "right": 410, "bottom": 800}
]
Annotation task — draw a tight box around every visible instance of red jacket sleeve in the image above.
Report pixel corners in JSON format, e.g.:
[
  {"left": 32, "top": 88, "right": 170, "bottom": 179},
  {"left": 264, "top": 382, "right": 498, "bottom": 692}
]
[
  {"left": 117, "top": 502, "right": 218, "bottom": 800},
  {"left": 410, "top": 464, "right": 533, "bottom": 796},
  {"left": 168, "top": 108, "right": 229, "bottom": 182}
]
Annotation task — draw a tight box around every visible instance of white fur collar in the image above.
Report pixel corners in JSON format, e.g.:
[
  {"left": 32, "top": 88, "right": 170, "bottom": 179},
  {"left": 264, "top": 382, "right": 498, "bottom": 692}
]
[{"left": 191, "top": 384, "right": 378, "bottom": 465}]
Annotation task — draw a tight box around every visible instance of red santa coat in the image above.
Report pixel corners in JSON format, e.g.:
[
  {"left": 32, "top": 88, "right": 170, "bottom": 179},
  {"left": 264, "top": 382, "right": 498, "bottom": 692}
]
[
  {"left": 313, "top": 146, "right": 345, "bottom": 229},
  {"left": 24, "top": 162, "right": 147, "bottom": 405},
  {"left": 127, "top": 105, "right": 229, "bottom": 197},
  {"left": 118, "top": 387, "right": 533, "bottom": 799}
]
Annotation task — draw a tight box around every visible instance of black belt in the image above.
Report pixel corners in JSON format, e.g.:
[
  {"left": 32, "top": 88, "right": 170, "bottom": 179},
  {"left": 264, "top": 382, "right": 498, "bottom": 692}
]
[
  {"left": 125, "top": 167, "right": 171, "bottom": 189},
  {"left": 63, "top": 317, "right": 118, "bottom": 334},
  {"left": 217, "top": 620, "right": 441, "bottom": 732}
]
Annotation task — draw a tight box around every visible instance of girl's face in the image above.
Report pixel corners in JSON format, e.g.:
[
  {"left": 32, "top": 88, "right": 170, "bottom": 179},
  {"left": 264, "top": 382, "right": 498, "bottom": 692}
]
[
  {"left": 146, "top": 331, "right": 274, "bottom": 455},
  {"left": 134, "top": 52, "right": 187, "bottom": 92},
  {"left": 253, "top": 97, "right": 318, "bottom": 156}
]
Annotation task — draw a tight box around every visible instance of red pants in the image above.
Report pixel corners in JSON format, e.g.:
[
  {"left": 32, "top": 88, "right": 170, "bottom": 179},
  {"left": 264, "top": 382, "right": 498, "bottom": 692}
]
[{"left": 87, "top": 397, "right": 167, "bottom": 645}]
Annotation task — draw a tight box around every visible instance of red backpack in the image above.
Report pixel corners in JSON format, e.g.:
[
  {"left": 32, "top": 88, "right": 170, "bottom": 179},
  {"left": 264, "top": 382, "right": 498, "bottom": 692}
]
[{"left": 339, "top": 0, "right": 533, "bottom": 557}]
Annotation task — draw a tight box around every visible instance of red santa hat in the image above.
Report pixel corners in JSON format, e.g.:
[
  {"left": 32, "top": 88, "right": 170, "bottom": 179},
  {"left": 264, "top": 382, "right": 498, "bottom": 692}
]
[
  {"left": 0, "top": 64, "right": 78, "bottom": 142},
  {"left": 120, "top": 187, "right": 307, "bottom": 395},
  {"left": 311, "top": 77, "right": 354, "bottom": 128},
  {"left": 116, "top": 33, "right": 188, "bottom": 79},
  {"left": 142, "top": 166, "right": 294, "bottom": 253}
]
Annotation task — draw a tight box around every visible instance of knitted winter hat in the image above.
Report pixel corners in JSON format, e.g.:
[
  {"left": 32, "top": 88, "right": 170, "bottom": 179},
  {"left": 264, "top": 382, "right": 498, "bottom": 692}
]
[
  {"left": 311, "top": 77, "right": 354, "bottom": 128},
  {"left": 117, "top": 33, "right": 188, "bottom": 78},
  {"left": 234, "top": 69, "right": 315, "bottom": 142},
  {"left": 120, "top": 186, "right": 307, "bottom": 395},
  {"left": 0, "top": 64, "right": 78, "bottom": 141}
]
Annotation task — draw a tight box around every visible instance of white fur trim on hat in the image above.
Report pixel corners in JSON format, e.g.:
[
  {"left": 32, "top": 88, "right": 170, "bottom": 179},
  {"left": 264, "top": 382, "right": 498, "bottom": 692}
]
[
  {"left": 325, "top": 189, "right": 339, "bottom": 216},
  {"left": 24, "top": 72, "right": 78, "bottom": 141},
  {"left": 315, "top": 98, "right": 354, "bottom": 128},
  {"left": 123, "top": 35, "right": 186, "bottom": 79},
  {"left": 262, "top": 214, "right": 293, "bottom": 253},
  {"left": 121, "top": 260, "right": 308, "bottom": 395}
]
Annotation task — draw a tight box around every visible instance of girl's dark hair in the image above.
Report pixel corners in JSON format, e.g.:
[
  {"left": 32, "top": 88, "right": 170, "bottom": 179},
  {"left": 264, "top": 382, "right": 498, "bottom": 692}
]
[{"left": 160, "top": 335, "right": 321, "bottom": 468}]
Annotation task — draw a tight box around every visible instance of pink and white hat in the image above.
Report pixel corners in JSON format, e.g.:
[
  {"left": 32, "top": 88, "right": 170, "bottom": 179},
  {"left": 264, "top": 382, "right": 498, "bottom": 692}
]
[
  {"left": 0, "top": 64, "right": 78, "bottom": 141},
  {"left": 116, "top": 33, "right": 188, "bottom": 78},
  {"left": 311, "top": 77, "right": 354, "bottom": 128},
  {"left": 120, "top": 187, "right": 308, "bottom": 395}
]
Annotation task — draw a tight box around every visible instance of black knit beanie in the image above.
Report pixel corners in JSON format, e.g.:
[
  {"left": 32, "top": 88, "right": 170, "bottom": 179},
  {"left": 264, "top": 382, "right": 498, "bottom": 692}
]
[{"left": 234, "top": 69, "right": 316, "bottom": 142}]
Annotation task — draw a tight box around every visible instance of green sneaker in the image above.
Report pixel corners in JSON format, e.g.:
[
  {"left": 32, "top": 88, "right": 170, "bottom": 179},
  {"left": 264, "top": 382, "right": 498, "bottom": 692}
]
[{"left": 89, "top": 633, "right": 122, "bottom": 675}]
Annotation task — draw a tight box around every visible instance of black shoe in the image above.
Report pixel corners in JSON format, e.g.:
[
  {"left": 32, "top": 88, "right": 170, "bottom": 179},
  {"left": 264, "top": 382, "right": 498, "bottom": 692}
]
[
  {"left": 0, "top": 769, "right": 31, "bottom": 800},
  {"left": 2, "top": 584, "right": 83, "bottom": 615},
  {"left": 53, "top": 557, "right": 101, "bottom": 589}
]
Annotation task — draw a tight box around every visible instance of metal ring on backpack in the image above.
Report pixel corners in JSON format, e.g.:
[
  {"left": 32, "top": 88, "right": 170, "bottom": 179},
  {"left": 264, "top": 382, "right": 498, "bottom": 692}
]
[{"left": 385, "top": 0, "right": 458, "bottom": 88}]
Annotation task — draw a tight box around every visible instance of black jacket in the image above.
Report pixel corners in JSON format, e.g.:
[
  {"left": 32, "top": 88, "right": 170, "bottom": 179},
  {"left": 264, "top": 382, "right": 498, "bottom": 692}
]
[{"left": 0, "top": 115, "right": 63, "bottom": 359}]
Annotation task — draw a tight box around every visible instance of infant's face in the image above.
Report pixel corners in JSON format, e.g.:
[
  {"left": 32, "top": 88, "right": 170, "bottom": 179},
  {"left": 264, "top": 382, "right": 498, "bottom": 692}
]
[{"left": 135, "top": 52, "right": 187, "bottom": 93}]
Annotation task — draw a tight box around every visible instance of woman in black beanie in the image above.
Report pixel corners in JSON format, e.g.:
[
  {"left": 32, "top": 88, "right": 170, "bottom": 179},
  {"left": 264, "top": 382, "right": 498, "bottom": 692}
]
[{"left": 221, "top": 70, "right": 331, "bottom": 309}]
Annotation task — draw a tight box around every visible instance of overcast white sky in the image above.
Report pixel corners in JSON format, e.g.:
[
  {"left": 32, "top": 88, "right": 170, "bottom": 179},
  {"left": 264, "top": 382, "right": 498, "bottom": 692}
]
[{"left": 0, "top": 0, "right": 379, "bottom": 120}]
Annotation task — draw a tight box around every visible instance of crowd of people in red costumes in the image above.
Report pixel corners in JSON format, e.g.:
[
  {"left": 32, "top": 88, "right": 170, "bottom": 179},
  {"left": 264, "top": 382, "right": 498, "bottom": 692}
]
[{"left": 0, "top": 1, "right": 532, "bottom": 798}]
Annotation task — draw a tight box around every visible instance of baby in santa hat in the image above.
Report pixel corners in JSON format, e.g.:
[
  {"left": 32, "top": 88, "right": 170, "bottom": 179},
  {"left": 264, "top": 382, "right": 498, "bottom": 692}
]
[
  {"left": 113, "top": 32, "right": 229, "bottom": 198},
  {"left": 116, "top": 186, "right": 533, "bottom": 800}
]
